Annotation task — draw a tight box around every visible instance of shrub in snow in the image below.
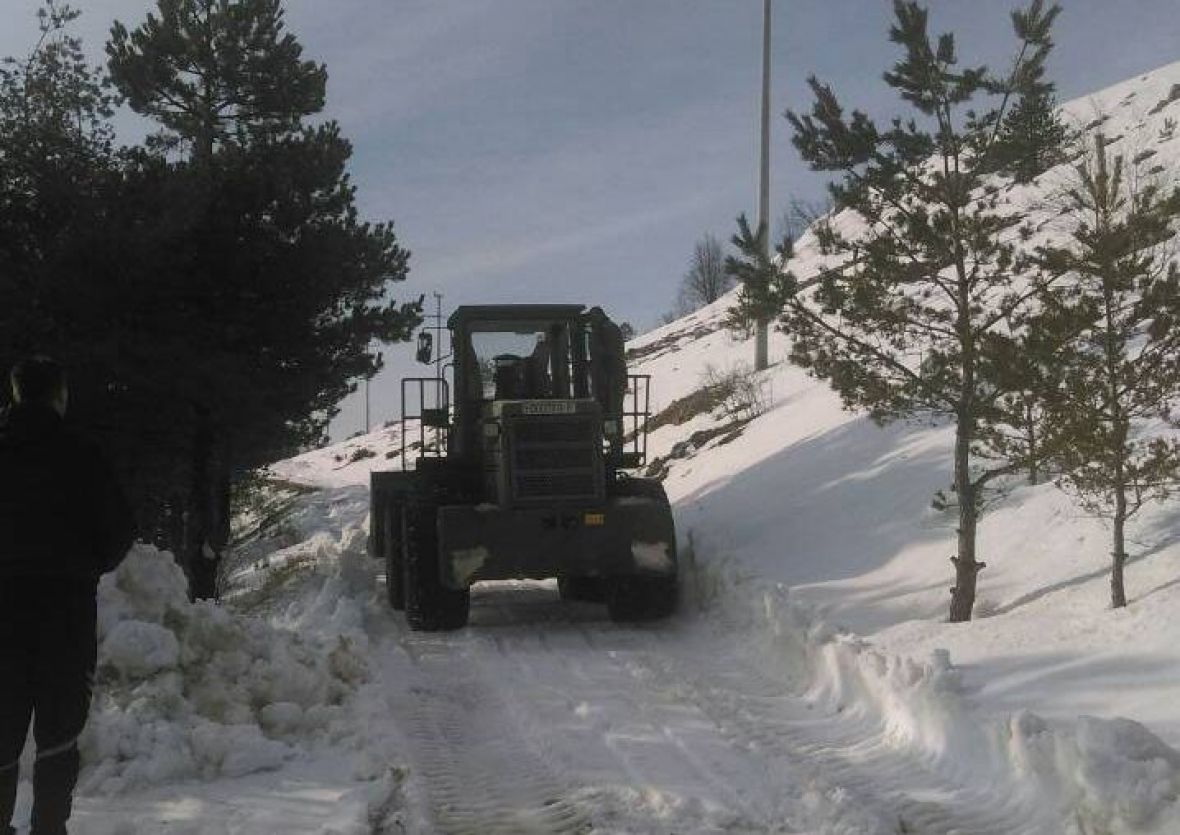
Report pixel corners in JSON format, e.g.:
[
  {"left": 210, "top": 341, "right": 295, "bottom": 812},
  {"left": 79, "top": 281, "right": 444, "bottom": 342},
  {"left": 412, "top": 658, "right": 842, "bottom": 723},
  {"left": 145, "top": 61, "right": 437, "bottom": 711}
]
[
  {"left": 81, "top": 545, "right": 370, "bottom": 794},
  {"left": 701, "top": 363, "right": 770, "bottom": 423}
]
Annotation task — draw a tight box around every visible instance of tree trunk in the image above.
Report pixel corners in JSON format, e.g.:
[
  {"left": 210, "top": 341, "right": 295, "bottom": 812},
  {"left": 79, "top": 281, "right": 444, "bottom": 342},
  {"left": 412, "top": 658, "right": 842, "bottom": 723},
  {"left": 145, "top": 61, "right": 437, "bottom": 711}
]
[
  {"left": 208, "top": 460, "right": 232, "bottom": 599},
  {"left": 1111, "top": 483, "right": 1128, "bottom": 609},
  {"left": 755, "top": 319, "right": 769, "bottom": 371},
  {"left": 949, "top": 484, "right": 982, "bottom": 622},
  {"left": 187, "top": 404, "right": 219, "bottom": 600},
  {"left": 1025, "top": 398, "right": 1039, "bottom": 485},
  {"left": 948, "top": 424, "right": 984, "bottom": 622},
  {"left": 167, "top": 492, "right": 185, "bottom": 557}
]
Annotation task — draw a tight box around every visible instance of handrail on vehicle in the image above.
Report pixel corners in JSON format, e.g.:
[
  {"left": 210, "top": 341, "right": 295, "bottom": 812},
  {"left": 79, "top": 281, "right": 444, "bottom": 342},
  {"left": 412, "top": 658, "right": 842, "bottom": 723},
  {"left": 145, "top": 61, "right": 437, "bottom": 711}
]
[{"left": 400, "top": 377, "right": 450, "bottom": 470}]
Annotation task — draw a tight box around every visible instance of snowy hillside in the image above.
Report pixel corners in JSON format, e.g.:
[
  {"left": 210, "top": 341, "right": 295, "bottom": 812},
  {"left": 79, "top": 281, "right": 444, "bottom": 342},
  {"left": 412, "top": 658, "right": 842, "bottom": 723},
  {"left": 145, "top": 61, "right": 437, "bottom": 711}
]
[
  {"left": 16, "top": 60, "right": 1180, "bottom": 835},
  {"left": 626, "top": 56, "right": 1180, "bottom": 748}
]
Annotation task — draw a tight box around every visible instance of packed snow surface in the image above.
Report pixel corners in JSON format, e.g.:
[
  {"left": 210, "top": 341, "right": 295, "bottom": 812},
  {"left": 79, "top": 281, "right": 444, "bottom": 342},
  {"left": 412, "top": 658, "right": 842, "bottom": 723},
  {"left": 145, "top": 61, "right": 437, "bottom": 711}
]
[{"left": 10, "top": 60, "right": 1180, "bottom": 834}]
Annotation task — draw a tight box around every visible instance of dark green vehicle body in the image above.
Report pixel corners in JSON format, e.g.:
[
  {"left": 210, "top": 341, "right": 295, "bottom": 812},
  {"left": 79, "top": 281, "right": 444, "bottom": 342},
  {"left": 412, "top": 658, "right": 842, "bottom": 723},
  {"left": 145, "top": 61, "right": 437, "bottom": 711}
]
[{"left": 369, "top": 304, "right": 677, "bottom": 631}]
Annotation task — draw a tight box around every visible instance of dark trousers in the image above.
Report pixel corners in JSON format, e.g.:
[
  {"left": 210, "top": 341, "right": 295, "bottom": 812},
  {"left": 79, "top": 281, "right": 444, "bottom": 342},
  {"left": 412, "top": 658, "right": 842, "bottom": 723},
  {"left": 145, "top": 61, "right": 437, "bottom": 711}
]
[{"left": 0, "top": 580, "right": 96, "bottom": 835}]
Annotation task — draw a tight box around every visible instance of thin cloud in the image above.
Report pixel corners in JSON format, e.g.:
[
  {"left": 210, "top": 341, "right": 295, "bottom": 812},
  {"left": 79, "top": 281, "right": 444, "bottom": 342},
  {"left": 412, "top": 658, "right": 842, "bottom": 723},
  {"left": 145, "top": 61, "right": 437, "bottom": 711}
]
[{"left": 425, "top": 194, "right": 713, "bottom": 289}]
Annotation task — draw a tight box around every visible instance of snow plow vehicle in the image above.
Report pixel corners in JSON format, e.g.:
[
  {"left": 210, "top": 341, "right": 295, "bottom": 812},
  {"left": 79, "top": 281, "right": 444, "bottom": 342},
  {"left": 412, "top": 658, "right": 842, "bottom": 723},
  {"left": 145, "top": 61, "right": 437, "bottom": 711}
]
[{"left": 369, "top": 304, "right": 677, "bottom": 631}]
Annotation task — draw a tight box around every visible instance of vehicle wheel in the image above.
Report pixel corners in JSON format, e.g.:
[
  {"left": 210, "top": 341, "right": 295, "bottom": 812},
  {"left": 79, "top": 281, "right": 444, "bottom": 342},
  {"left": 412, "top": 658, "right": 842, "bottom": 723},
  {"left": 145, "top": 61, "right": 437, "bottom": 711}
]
[
  {"left": 368, "top": 495, "right": 385, "bottom": 561},
  {"left": 403, "top": 504, "right": 469, "bottom": 631},
  {"left": 384, "top": 503, "right": 405, "bottom": 610},
  {"left": 607, "top": 574, "right": 677, "bottom": 622},
  {"left": 557, "top": 576, "right": 608, "bottom": 603},
  {"left": 612, "top": 475, "right": 671, "bottom": 504}
]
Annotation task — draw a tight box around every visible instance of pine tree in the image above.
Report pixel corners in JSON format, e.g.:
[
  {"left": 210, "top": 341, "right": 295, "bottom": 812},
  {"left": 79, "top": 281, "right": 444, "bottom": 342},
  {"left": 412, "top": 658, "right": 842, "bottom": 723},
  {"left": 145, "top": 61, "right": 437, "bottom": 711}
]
[
  {"left": 103, "top": 0, "right": 418, "bottom": 596},
  {"left": 0, "top": 3, "right": 196, "bottom": 548},
  {"left": 1034, "top": 134, "right": 1180, "bottom": 608},
  {"left": 990, "top": 1, "right": 1068, "bottom": 183},
  {"left": 724, "top": 213, "right": 795, "bottom": 339},
  {"left": 0, "top": 0, "right": 118, "bottom": 320},
  {"left": 995, "top": 89, "right": 1068, "bottom": 183},
  {"left": 781, "top": 0, "right": 1062, "bottom": 622},
  {"left": 107, "top": 0, "right": 326, "bottom": 159},
  {"left": 0, "top": 0, "right": 121, "bottom": 403}
]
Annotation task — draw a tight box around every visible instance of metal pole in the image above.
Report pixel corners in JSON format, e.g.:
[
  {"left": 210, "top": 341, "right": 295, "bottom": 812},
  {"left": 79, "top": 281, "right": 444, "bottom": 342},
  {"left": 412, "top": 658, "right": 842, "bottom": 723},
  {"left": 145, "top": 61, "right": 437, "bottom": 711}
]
[
  {"left": 754, "top": 0, "right": 771, "bottom": 371},
  {"left": 433, "top": 292, "right": 443, "bottom": 383},
  {"left": 364, "top": 376, "right": 370, "bottom": 433}
]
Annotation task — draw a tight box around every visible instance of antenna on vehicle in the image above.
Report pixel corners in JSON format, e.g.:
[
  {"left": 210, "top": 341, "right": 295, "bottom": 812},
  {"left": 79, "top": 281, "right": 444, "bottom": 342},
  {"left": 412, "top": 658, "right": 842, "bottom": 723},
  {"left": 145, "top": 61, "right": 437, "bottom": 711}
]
[{"left": 428, "top": 292, "right": 452, "bottom": 381}]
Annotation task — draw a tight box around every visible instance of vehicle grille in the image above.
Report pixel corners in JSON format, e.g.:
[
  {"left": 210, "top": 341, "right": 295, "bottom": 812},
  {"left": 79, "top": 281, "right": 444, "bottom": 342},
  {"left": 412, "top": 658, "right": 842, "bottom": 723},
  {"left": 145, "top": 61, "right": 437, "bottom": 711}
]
[
  {"left": 515, "top": 447, "right": 596, "bottom": 470},
  {"left": 512, "top": 421, "right": 591, "bottom": 445},
  {"left": 508, "top": 415, "right": 601, "bottom": 503}
]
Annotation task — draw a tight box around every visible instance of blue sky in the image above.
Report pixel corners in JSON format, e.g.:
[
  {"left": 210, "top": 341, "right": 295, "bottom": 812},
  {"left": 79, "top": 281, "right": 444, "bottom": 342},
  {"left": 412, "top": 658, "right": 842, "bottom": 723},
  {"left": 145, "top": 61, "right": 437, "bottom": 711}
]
[{"left": 2, "top": 1, "right": 1178, "bottom": 440}]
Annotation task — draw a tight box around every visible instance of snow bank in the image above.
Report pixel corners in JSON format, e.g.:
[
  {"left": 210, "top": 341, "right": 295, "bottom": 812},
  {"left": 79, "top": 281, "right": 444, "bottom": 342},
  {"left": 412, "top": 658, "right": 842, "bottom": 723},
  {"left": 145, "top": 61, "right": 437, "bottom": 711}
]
[
  {"left": 82, "top": 545, "right": 371, "bottom": 794},
  {"left": 693, "top": 566, "right": 1180, "bottom": 833},
  {"left": 1010, "top": 713, "right": 1180, "bottom": 835}
]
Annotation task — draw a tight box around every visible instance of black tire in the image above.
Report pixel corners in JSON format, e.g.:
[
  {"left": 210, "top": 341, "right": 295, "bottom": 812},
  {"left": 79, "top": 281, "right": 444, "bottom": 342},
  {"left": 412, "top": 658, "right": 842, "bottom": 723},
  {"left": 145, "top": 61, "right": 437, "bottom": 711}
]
[
  {"left": 608, "top": 477, "right": 678, "bottom": 622},
  {"left": 368, "top": 495, "right": 384, "bottom": 561},
  {"left": 403, "top": 504, "right": 469, "bottom": 631},
  {"left": 607, "top": 574, "right": 678, "bottom": 622},
  {"left": 611, "top": 475, "right": 670, "bottom": 504},
  {"left": 384, "top": 503, "right": 405, "bottom": 611},
  {"left": 557, "top": 576, "right": 608, "bottom": 603}
]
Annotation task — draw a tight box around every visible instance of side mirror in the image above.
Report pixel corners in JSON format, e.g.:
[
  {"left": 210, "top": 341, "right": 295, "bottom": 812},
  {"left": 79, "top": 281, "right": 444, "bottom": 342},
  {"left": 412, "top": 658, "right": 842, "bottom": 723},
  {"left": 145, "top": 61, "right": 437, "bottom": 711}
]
[{"left": 416, "top": 331, "right": 433, "bottom": 364}]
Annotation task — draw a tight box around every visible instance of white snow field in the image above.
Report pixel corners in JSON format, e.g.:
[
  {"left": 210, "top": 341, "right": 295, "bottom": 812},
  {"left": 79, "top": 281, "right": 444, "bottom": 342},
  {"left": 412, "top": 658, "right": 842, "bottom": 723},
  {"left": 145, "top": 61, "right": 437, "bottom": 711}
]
[{"left": 11, "top": 61, "right": 1180, "bottom": 834}]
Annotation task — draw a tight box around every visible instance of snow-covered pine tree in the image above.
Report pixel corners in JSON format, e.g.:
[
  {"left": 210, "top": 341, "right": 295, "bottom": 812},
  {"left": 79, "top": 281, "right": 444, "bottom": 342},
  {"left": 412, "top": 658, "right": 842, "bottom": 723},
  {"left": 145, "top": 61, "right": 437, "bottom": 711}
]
[
  {"left": 781, "top": 0, "right": 1062, "bottom": 622},
  {"left": 1033, "top": 134, "right": 1180, "bottom": 609}
]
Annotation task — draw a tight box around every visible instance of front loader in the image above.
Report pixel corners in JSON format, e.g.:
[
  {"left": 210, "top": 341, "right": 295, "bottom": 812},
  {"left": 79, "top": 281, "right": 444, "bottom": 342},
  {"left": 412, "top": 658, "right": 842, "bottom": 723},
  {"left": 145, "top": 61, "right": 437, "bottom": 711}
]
[{"left": 369, "top": 304, "right": 677, "bottom": 631}]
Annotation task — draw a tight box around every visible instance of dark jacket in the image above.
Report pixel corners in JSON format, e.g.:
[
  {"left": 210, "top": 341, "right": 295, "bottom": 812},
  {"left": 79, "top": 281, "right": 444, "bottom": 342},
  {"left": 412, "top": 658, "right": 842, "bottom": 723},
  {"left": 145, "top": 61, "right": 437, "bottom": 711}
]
[{"left": 0, "top": 403, "right": 136, "bottom": 581}]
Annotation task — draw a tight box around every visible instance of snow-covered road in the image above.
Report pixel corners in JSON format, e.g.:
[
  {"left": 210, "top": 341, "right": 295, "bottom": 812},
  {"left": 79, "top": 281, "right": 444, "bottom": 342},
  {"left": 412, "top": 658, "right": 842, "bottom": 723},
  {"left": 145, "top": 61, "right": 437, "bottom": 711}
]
[
  {"left": 45, "top": 472, "right": 1180, "bottom": 833},
  {"left": 376, "top": 581, "right": 1051, "bottom": 835}
]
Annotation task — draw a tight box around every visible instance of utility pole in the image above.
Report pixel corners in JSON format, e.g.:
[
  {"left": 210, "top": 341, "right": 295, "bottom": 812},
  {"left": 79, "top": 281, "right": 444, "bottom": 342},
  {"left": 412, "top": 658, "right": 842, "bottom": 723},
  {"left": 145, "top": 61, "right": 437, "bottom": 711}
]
[{"left": 754, "top": 0, "right": 772, "bottom": 371}]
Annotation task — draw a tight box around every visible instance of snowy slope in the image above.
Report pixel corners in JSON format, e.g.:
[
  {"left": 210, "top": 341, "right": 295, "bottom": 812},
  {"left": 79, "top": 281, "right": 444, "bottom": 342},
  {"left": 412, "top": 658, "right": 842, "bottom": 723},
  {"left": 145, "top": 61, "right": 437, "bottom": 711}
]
[
  {"left": 616, "top": 59, "right": 1180, "bottom": 828},
  {"left": 624, "top": 57, "right": 1180, "bottom": 744}
]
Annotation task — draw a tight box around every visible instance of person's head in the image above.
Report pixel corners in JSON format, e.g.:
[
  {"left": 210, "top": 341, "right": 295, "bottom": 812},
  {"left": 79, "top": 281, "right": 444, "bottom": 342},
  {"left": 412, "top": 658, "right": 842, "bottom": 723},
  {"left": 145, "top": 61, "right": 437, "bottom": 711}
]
[{"left": 10, "top": 356, "right": 68, "bottom": 416}]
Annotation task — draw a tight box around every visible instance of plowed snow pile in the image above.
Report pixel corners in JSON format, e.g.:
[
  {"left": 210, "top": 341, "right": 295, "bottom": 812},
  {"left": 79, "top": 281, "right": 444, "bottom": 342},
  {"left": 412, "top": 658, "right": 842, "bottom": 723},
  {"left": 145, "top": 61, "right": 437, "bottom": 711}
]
[{"left": 80, "top": 545, "right": 370, "bottom": 794}]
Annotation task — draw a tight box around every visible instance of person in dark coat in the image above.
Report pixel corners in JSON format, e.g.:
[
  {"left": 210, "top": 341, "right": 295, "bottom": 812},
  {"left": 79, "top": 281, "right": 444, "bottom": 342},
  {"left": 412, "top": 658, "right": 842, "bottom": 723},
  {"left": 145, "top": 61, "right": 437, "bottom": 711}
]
[{"left": 0, "top": 357, "right": 135, "bottom": 835}]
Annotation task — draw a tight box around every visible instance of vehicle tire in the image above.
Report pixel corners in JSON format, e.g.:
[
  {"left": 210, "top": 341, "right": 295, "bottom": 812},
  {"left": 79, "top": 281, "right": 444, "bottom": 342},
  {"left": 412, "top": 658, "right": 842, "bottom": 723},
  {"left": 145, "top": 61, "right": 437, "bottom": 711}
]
[
  {"left": 612, "top": 475, "right": 670, "bottom": 504},
  {"left": 557, "top": 576, "right": 608, "bottom": 603},
  {"left": 608, "top": 477, "right": 678, "bottom": 622},
  {"left": 368, "top": 495, "right": 384, "bottom": 561},
  {"left": 384, "top": 503, "right": 405, "bottom": 611},
  {"left": 607, "top": 574, "right": 678, "bottom": 622},
  {"left": 403, "top": 503, "right": 469, "bottom": 631}
]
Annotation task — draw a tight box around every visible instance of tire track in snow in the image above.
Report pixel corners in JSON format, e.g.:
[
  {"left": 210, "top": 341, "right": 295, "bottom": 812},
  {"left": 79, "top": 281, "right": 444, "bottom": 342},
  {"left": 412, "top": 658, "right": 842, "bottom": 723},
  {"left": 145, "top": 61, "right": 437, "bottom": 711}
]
[
  {"left": 392, "top": 585, "right": 800, "bottom": 833},
  {"left": 471, "top": 621, "right": 788, "bottom": 832},
  {"left": 396, "top": 651, "right": 594, "bottom": 835},
  {"left": 389, "top": 583, "right": 1053, "bottom": 833}
]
